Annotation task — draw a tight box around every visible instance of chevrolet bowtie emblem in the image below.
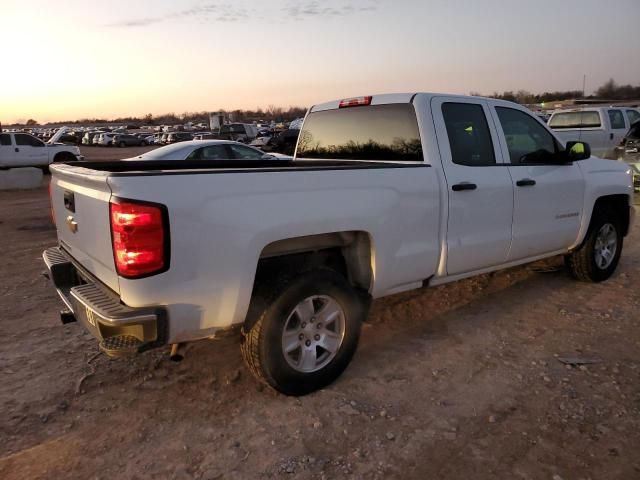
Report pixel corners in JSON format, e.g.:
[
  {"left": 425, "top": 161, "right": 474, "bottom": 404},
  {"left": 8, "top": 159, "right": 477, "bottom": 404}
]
[{"left": 66, "top": 215, "right": 78, "bottom": 233}]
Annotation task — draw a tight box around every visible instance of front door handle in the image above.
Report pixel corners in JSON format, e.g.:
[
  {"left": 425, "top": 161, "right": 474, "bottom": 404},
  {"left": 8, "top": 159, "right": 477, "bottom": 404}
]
[
  {"left": 609, "top": 133, "right": 614, "bottom": 140},
  {"left": 451, "top": 182, "right": 477, "bottom": 191},
  {"left": 15, "top": 147, "right": 19, "bottom": 153},
  {"left": 516, "top": 178, "right": 536, "bottom": 187}
]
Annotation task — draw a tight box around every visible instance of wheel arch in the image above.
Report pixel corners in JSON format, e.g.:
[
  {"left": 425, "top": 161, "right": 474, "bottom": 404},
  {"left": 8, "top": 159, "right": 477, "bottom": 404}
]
[
  {"left": 52, "top": 151, "right": 76, "bottom": 163},
  {"left": 576, "top": 193, "right": 632, "bottom": 248},
  {"left": 244, "top": 231, "right": 375, "bottom": 331}
]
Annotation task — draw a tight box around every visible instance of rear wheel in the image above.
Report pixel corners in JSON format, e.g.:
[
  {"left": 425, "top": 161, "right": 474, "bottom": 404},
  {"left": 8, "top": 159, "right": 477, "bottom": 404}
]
[
  {"left": 241, "top": 269, "right": 368, "bottom": 396},
  {"left": 566, "top": 208, "right": 623, "bottom": 282},
  {"left": 119, "top": 141, "right": 126, "bottom": 148}
]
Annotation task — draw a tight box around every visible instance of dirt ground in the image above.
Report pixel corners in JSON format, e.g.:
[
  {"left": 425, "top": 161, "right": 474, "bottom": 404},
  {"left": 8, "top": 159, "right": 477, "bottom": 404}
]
[{"left": 1, "top": 180, "right": 639, "bottom": 480}]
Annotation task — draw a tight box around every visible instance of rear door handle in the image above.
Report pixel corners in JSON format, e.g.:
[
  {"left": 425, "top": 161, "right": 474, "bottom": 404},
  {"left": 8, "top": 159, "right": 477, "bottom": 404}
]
[
  {"left": 451, "top": 182, "right": 477, "bottom": 191},
  {"left": 516, "top": 178, "right": 536, "bottom": 187},
  {"left": 609, "top": 133, "right": 614, "bottom": 140},
  {"left": 15, "top": 147, "right": 19, "bottom": 153}
]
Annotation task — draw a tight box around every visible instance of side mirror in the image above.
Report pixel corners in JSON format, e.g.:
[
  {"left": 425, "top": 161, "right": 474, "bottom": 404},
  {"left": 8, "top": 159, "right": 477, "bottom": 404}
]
[{"left": 566, "top": 141, "right": 591, "bottom": 161}]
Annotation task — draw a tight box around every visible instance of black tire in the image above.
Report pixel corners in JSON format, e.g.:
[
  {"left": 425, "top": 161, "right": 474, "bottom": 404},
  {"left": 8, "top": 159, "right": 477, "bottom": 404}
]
[
  {"left": 241, "top": 269, "right": 368, "bottom": 396},
  {"left": 566, "top": 207, "right": 623, "bottom": 282},
  {"left": 119, "top": 141, "right": 126, "bottom": 148}
]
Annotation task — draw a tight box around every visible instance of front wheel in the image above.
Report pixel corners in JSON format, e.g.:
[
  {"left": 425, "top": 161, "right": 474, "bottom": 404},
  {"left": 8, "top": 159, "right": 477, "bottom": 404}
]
[
  {"left": 566, "top": 209, "right": 623, "bottom": 282},
  {"left": 241, "top": 269, "right": 368, "bottom": 396}
]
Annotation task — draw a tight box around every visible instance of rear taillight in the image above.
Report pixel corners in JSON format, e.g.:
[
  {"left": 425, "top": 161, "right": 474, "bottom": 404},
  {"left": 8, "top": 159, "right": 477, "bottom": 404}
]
[
  {"left": 339, "top": 96, "right": 372, "bottom": 108},
  {"left": 48, "top": 181, "right": 55, "bottom": 224},
  {"left": 109, "top": 199, "right": 169, "bottom": 278}
]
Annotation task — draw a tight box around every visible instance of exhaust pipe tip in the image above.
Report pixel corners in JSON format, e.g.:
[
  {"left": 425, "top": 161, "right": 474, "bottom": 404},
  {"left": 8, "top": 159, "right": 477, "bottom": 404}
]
[{"left": 169, "top": 343, "right": 186, "bottom": 362}]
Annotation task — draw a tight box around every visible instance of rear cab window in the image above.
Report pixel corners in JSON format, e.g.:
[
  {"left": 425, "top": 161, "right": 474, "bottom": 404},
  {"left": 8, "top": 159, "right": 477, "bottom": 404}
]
[
  {"left": 549, "top": 111, "right": 602, "bottom": 129},
  {"left": 0, "top": 133, "right": 12, "bottom": 146},
  {"left": 441, "top": 102, "right": 496, "bottom": 166},
  {"left": 296, "top": 104, "right": 423, "bottom": 161}
]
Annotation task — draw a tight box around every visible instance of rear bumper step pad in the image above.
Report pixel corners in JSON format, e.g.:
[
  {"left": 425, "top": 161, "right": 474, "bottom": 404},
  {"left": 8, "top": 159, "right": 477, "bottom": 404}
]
[{"left": 43, "top": 246, "right": 167, "bottom": 356}]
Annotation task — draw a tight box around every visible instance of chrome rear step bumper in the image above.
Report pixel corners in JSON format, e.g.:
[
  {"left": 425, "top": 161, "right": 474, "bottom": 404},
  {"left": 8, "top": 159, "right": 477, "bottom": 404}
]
[{"left": 43, "top": 246, "right": 167, "bottom": 356}]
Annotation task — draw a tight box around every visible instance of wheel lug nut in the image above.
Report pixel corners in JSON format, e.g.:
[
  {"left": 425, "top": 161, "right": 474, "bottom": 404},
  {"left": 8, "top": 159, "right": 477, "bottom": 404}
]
[
  {"left": 305, "top": 340, "right": 311, "bottom": 347},
  {"left": 311, "top": 317, "right": 316, "bottom": 322},
  {"left": 314, "top": 334, "right": 320, "bottom": 341},
  {"left": 299, "top": 334, "right": 304, "bottom": 340},
  {"left": 301, "top": 322, "right": 306, "bottom": 328},
  {"left": 317, "top": 323, "right": 322, "bottom": 329}
]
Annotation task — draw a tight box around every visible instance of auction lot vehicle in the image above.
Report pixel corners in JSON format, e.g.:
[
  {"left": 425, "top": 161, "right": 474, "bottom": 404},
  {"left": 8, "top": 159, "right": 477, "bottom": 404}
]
[
  {"left": 0, "top": 130, "right": 83, "bottom": 168},
  {"left": 218, "top": 123, "right": 258, "bottom": 143},
  {"left": 112, "top": 133, "right": 145, "bottom": 147},
  {"left": 618, "top": 120, "right": 640, "bottom": 191},
  {"left": 548, "top": 107, "right": 637, "bottom": 158},
  {"left": 123, "top": 140, "right": 290, "bottom": 161},
  {"left": 43, "top": 93, "right": 634, "bottom": 395}
]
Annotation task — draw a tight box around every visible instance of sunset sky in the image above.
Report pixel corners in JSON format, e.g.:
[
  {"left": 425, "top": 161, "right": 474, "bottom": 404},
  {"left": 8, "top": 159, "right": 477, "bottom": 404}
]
[{"left": 1, "top": 0, "right": 639, "bottom": 124}]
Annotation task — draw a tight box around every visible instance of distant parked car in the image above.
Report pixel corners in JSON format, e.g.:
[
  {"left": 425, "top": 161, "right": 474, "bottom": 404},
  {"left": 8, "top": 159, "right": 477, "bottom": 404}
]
[
  {"left": 193, "top": 132, "right": 218, "bottom": 140},
  {"left": 97, "top": 132, "right": 118, "bottom": 146},
  {"left": 112, "top": 134, "right": 145, "bottom": 147},
  {"left": 269, "top": 128, "right": 300, "bottom": 155},
  {"left": 218, "top": 123, "right": 258, "bottom": 143},
  {"left": 0, "top": 129, "right": 83, "bottom": 167},
  {"left": 82, "top": 131, "right": 101, "bottom": 146},
  {"left": 166, "top": 132, "right": 193, "bottom": 144},
  {"left": 616, "top": 120, "right": 640, "bottom": 191},
  {"left": 123, "top": 140, "right": 290, "bottom": 161},
  {"left": 548, "top": 107, "right": 633, "bottom": 158},
  {"left": 136, "top": 133, "right": 155, "bottom": 145}
]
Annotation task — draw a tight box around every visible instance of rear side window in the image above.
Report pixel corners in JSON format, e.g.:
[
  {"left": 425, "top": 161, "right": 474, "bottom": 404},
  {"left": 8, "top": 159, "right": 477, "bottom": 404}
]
[
  {"left": 626, "top": 110, "right": 640, "bottom": 125},
  {"left": 296, "top": 104, "right": 423, "bottom": 161},
  {"left": 549, "top": 111, "right": 601, "bottom": 129},
  {"left": 186, "top": 145, "right": 230, "bottom": 160},
  {"left": 441, "top": 102, "right": 495, "bottom": 166},
  {"left": 0, "top": 134, "right": 11, "bottom": 145},
  {"left": 608, "top": 109, "right": 626, "bottom": 129},
  {"left": 229, "top": 144, "right": 263, "bottom": 159}
]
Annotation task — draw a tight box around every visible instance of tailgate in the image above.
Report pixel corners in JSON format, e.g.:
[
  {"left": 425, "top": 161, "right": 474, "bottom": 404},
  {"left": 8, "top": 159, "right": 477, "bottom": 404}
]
[{"left": 50, "top": 164, "right": 119, "bottom": 293}]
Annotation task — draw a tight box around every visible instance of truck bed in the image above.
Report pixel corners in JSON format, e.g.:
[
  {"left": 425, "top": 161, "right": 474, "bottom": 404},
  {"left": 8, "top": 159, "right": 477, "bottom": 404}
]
[{"left": 50, "top": 159, "right": 441, "bottom": 343}]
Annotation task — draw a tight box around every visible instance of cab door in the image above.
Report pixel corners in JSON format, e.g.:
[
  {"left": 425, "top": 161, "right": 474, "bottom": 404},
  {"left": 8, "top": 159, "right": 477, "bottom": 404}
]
[
  {"left": 489, "top": 102, "right": 585, "bottom": 260},
  {"left": 14, "top": 133, "right": 48, "bottom": 166},
  {"left": 0, "top": 133, "right": 17, "bottom": 167},
  {"left": 431, "top": 97, "right": 514, "bottom": 275}
]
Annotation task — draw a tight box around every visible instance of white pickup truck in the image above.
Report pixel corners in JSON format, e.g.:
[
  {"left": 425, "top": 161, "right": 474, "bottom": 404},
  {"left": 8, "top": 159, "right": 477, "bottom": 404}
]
[
  {"left": 0, "top": 128, "right": 83, "bottom": 168},
  {"left": 43, "top": 93, "right": 634, "bottom": 395},
  {"left": 548, "top": 106, "right": 640, "bottom": 159}
]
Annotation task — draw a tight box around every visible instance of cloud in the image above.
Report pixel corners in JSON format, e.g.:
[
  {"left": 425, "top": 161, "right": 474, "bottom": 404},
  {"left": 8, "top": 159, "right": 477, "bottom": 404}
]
[
  {"left": 284, "top": 0, "right": 379, "bottom": 20},
  {"left": 108, "top": 1, "right": 249, "bottom": 28},
  {"left": 108, "top": 0, "right": 378, "bottom": 27}
]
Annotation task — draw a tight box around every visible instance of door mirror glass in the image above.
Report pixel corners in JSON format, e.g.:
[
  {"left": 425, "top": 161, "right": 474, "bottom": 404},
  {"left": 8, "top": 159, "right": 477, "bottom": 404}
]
[{"left": 566, "top": 141, "right": 591, "bottom": 161}]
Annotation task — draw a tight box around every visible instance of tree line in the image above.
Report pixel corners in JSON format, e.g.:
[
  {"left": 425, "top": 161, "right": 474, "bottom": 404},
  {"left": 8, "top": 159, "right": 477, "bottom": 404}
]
[
  {"left": 472, "top": 78, "right": 640, "bottom": 105},
  {"left": 45, "top": 105, "right": 307, "bottom": 127}
]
